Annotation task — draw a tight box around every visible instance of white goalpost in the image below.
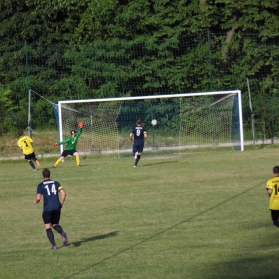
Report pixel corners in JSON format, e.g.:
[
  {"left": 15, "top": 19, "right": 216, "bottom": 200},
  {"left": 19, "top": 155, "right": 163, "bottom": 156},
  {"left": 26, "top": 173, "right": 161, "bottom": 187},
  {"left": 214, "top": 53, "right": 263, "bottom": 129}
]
[{"left": 57, "top": 90, "right": 244, "bottom": 158}]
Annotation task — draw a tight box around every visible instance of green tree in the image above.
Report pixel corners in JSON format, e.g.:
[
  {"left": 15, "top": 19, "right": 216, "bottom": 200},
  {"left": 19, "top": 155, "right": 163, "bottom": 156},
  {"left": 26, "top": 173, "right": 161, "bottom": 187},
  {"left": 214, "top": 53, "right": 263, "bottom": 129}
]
[
  {"left": 0, "top": 87, "right": 17, "bottom": 114},
  {"left": 1, "top": 0, "right": 279, "bottom": 139}
]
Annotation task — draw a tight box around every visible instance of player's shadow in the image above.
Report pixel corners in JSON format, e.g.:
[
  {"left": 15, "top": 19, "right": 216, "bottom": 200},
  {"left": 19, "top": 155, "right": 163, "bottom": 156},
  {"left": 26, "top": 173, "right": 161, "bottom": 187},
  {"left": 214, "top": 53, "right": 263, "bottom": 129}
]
[
  {"left": 71, "top": 231, "right": 118, "bottom": 247},
  {"left": 142, "top": 160, "right": 178, "bottom": 167}
]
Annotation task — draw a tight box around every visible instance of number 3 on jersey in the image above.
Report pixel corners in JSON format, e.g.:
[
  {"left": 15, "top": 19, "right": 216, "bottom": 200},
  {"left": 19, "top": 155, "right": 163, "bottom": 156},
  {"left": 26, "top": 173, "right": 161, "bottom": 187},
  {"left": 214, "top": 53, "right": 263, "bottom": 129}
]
[{"left": 45, "top": 184, "right": 57, "bottom": 195}]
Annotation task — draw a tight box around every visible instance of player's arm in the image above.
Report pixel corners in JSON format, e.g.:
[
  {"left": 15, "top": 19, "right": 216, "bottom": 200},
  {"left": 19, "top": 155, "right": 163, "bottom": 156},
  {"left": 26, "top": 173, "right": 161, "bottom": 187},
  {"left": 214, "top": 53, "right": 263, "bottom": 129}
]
[
  {"left": 59, "top": 138, "right": 70, "bottom": 145},
  {"left": 129, "top": 132, "right": 133, "bottom": 141},
  {"left": 75, "top": 121, "right": 83, "bottom": 138},
  {"left": 76, "top": 128, "right": 83, "bottom": 138},
  {"left": 17, "top": 141, "right": 22, "bottom": 150},
  {"left": 144, "top": 131, "right": 148, "bottom": 138},
  {"left": 59, "top": 188, "right": 66, "bottom": 207},
  {"left": 53, "top": 138, "right": 69, "bottom": 147},
  {"left": 34, "top": 194, "right": 41, "bottom": 204},
  {"left": 267, "top": 188, "right": 272, "bottom": 197}
]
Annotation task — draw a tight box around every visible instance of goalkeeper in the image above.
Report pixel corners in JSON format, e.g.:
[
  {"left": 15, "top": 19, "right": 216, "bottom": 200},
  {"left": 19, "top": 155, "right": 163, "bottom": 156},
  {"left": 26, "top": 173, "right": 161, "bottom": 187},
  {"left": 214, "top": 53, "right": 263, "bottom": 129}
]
[{"left": 53, "top": 122, "right": 83, "bottom": 168}]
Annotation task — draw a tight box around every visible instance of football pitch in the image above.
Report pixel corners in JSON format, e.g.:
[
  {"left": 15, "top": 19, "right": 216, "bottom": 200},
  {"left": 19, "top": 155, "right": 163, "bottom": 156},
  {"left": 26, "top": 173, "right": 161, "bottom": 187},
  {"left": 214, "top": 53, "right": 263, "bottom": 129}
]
[{"left": 0, "top": 148, "right": 278, "bottom": 279}]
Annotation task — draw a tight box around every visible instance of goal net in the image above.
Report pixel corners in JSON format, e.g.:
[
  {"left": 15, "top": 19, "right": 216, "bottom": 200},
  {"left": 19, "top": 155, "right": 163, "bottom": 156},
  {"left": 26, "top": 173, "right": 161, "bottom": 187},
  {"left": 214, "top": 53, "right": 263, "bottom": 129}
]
[{"left": 56, "top": 90, "right": 243, "bottom": 158}]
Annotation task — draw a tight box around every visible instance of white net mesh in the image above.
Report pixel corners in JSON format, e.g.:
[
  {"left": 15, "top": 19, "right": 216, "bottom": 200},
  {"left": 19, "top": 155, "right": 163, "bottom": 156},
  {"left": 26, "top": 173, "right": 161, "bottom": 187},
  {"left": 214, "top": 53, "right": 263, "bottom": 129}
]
[
  {"left": 57, "top": 91, "right": 242, "bottom": 158},
  {"left": 179, "top": 94, "right": 238, "bottom": 151},
  {"left": 58, "top": 102, "right": 122, "bottom": 158}
]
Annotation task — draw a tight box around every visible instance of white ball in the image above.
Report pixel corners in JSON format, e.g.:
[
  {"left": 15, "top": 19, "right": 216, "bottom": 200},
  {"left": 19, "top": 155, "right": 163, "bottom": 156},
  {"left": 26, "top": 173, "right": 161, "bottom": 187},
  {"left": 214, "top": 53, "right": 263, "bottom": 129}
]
[{"left": 151, "top": 119, "right": 157, "bottom": 126}]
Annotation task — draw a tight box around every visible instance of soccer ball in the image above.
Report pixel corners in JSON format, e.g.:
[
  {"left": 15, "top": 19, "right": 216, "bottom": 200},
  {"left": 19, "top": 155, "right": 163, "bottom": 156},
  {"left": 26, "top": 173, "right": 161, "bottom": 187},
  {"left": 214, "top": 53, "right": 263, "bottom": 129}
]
[{"left": 151, "top": 119, "right": 157, "bottom": 126}]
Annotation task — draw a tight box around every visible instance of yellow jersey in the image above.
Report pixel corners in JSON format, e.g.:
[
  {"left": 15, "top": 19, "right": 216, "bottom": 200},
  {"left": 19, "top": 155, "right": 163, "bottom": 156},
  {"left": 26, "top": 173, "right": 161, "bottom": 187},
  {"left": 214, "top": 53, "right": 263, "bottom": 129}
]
[
  {"left": 266, "top": 176, "right": 279, "bottom": 210},
  {"left": 17, "top": 136, "right": 35, "bottom": 155}
]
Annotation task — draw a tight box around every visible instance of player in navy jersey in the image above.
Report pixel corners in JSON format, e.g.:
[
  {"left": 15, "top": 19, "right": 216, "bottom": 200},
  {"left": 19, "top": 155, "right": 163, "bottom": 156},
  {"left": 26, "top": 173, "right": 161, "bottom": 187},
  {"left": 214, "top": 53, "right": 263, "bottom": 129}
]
[
  {"left": 129, "top": 119, "right": 148, "bottom": 167},
  {"left": 34, "top": 168, "right": 68, "bottom": 250}
]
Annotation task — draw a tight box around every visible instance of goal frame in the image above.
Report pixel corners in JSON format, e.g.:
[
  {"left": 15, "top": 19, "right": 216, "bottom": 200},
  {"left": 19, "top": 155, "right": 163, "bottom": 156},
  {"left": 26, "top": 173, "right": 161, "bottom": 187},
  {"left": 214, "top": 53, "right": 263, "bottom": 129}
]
[{"left": 57, "top": 90, "right": 244, "bottom": 154}]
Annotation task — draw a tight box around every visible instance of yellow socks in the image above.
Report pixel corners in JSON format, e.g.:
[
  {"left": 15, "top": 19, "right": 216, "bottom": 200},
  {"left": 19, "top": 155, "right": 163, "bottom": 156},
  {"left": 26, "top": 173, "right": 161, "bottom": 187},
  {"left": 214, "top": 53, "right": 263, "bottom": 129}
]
[
  {"left": 54, "top": 158, "right": 62, "bottom": 167},
  {"left": 76, "top": 156, "right": 80, "bottom": 166},
  {"left": 54, "top": 157, "right": 80, "bottom": 167}
]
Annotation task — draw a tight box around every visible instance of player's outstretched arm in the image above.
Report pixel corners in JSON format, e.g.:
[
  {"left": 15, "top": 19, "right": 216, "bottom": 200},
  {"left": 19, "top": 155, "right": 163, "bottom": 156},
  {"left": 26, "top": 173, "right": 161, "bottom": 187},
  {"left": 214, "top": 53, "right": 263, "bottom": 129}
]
[{"left": 76, "top": 122, "right": 83, "bottom": 137}]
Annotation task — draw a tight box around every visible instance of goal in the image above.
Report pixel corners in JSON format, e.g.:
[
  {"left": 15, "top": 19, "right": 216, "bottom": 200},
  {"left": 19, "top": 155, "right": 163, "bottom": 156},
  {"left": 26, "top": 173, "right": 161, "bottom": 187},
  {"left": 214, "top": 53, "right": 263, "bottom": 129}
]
[{"left": 56, "top": 90, "right": 244, "bottom": 158}]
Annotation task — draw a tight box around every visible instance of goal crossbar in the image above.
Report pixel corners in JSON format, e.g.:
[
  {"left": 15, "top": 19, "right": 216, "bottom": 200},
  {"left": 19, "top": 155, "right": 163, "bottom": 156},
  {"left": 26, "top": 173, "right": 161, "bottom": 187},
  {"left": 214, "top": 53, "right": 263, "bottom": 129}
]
[{"left": 57, "top": 90, "right": 244, "bottom": 157}]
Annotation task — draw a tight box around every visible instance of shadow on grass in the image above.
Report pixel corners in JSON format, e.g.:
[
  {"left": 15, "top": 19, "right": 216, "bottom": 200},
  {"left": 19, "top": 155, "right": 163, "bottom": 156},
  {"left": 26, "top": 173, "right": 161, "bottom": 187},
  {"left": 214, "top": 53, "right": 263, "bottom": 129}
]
[
  {"left": 70, "top": 231, "right": 119, "bottom": 247},
  {"left": 47, "top": 164, "right": 90, "bottom": 169},
  {"left": 64, "top": 180, "right": 264, "bottom": 279},
  {"left": 142, "top": 160, "right": 178, "bottom": 167}
]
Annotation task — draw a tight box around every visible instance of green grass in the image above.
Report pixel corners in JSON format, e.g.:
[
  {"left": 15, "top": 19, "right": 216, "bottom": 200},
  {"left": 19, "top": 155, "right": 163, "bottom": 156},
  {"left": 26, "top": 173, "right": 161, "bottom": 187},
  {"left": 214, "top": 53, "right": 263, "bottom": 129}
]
[{"left": 0, "top": 148, "right": 279, "bottom": 279}]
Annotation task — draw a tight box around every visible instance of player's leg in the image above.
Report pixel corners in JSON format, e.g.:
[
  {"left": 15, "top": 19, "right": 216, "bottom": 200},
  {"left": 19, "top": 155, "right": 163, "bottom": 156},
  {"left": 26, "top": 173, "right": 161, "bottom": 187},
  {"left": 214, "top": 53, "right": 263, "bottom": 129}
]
[
  {"left": 53, "top": 156, "right": 64, "bottom": 168},
  {"left": 52, "top": 209, "right": 68, "bottom": 245},
  {"left": 73, "top": 151, "right": 81, "bottom": 167},
  {"left": 134, "top": 153, "right": 141, "bottom": 167},
  {"left": 134, "top": 143, "right": 143, "bottom": 167},
  {"left": 32, "top": 153, "right": 40, "bottom": 168},
  {"left": 43, "top": 211, "right": 57, "bottom": 249},
  {"left": 53, "top": 151, "right": 68, "bottom": 168},
  {"left": 132, "top": 144, "right": 137, "bottom": 158},
  {"left": 271, "top": 210, "right": 279, "bottom": 228},
  {"left": 53, "top": 224, "right": 68, "bottom": 245},
  {"left": 26, "top": 155, "right": 36, "bottom": 170},
  {"left": 35, "top": 159, "right": 40, "bottom": 167},
  {"left": 132, "top": 144, "right": 138, "bottom": 167},
  {"left": 28, "top": 160, "right": 36, "bottom": 170}
]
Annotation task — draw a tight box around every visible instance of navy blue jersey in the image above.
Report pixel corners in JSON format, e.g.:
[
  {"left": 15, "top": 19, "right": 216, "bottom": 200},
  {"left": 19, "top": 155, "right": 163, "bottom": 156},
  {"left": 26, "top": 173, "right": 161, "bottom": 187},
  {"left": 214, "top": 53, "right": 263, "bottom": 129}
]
[
  {"left": 37, "top": 179, "right": 63, "bottom": 211},
  {"left": 131, "top": 126, "right": 147, "bottom": 142}
]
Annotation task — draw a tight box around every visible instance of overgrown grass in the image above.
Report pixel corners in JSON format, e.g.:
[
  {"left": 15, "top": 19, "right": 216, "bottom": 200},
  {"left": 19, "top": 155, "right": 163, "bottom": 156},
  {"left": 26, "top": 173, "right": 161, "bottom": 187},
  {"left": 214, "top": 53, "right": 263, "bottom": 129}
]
[{"left": 0, "top": 148, "right": 278, "bottom": 279}]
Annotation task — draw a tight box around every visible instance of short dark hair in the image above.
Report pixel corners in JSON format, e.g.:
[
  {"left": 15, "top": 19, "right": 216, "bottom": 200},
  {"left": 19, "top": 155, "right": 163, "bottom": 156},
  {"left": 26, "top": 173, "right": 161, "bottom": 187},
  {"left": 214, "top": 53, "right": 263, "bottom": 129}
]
[
  {"left": 42, "top": 168, "right": 50, "bottom": 178},
  {"left": 136, "top": 119, "right": 142, "bottom": 125},
  {"left": 18, "top": 130, "right": 24, "bottom": 136},
  {"left": 71, "top": 130, "right": 76, "bottom": 135},
  {"left": 273, "top": 166, "right": 279, "bottom": 174}
]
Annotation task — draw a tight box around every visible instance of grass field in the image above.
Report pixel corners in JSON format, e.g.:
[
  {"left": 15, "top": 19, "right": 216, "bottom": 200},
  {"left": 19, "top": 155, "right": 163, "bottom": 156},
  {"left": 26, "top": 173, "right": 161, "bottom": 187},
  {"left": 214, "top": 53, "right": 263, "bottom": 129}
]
[{"left": 1, "top": 148, "right": 279, "bottom": 279}]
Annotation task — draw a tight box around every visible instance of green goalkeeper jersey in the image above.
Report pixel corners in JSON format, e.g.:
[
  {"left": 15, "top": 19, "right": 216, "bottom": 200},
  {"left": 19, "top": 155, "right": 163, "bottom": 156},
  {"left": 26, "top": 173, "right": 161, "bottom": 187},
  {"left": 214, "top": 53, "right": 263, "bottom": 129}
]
[{"left": 58, "top": 128, "right": 82, "bottom": 151}]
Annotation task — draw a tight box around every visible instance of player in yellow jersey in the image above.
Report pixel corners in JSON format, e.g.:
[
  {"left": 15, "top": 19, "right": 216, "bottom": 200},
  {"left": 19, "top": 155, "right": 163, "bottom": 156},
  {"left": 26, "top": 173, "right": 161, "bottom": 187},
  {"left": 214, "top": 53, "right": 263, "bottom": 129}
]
[
  {"left": 17, "top": 130, "right": 41, "bottom": 171},
  {"left": 266, "top": 166, "right": 279, "bottom": 228}
]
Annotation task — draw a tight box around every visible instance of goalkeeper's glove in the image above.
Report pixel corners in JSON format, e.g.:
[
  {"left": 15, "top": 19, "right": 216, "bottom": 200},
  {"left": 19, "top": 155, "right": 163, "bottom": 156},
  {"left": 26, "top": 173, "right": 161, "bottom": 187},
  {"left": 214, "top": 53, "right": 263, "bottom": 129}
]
[
  {"left": 78, "top": 121, "right": 83, "bottom": 128},
  {"left": 53, "top": 143, "right": 58, "bottom": 147}
]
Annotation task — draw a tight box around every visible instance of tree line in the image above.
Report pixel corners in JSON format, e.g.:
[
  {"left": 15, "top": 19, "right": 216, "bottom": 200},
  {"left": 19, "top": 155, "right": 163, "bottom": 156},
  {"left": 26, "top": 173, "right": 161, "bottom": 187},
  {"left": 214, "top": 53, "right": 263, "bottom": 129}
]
[{"left": 1, "top": 0, "right": 279, "bottom": 140}]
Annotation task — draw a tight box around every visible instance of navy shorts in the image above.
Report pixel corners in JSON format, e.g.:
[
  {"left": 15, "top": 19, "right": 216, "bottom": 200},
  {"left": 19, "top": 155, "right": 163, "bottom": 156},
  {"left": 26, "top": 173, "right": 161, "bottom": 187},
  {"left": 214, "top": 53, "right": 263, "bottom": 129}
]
[
  {"left": 62, "top": 150, "right": 77, "bottom": 157},
  {"left": 42, "top": 209, "right": 61, "bottom": 225},
  {"left": 133, "top": 142, "right": 144, "bottom": 154}
]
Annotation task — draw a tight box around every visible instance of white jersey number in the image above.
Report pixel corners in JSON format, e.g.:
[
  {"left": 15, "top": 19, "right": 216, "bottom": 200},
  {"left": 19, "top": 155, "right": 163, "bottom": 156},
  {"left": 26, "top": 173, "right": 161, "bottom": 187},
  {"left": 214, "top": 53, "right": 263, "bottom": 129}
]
[{"left": 45, "top": 184, "right": 57, "bottom": 196}]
